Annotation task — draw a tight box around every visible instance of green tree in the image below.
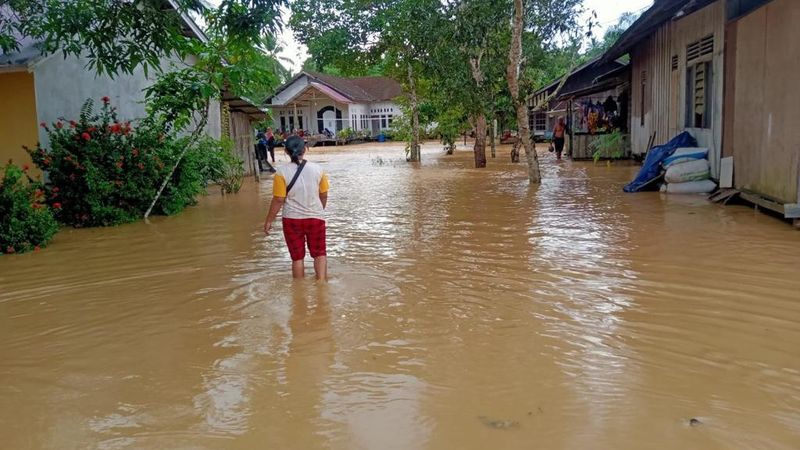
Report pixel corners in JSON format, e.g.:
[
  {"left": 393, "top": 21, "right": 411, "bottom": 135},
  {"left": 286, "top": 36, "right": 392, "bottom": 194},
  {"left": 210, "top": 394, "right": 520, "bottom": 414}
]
[
  {"left": 585, "top": 12, "right": 639, "bottom": 60},
  {"left": 2, "top": 0, "right": 290, "bottom": 218},
  {"left": 290, "top": 0, "right": 444, "bottom": 162},
  {"left": 507, "top": 0, "right": 587, "bottom": 183}
]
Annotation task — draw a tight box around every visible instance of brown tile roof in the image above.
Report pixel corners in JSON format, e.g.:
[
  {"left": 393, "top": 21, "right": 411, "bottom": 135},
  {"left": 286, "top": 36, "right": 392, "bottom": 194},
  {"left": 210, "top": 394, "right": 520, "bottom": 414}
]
[{"left": 306, "top": 72, "right": 403, "bottom": 102}]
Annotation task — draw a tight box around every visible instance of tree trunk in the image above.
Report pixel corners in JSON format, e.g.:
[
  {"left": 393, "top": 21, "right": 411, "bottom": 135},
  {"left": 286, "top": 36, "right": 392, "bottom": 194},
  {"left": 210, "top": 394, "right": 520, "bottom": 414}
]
[
  {"left": 407, "top": 62, "right": 421, "bottom": 162},
  {"left": 490, "top": 118, "right": 497, "bottom": 158},
  {"left": 473, "top": 113, "right": 487, "bottom": 168},
  {"left": 510, "top": 140, "right": 520, "bottom": 163},
  {"left": 506, "top": 0, "right": 540, "bottom": 183},
  {"left": 469, "top": 54, "right": 487, "bottom": 168}
]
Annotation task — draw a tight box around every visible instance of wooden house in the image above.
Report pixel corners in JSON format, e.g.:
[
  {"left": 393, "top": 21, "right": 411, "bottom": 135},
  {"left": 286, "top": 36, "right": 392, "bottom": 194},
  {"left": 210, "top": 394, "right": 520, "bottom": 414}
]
[
  {"left": 604, "top": 0, "right": 800, "bottom": 224},
  {"left": 722, "top": 0, "right": 800, "bottom": 221},
  {"left": 528, "top": 57, "right": 630, "bottom": 159},
  {"left": 603, "top": 0, "right": 726, "bottom": 178}
]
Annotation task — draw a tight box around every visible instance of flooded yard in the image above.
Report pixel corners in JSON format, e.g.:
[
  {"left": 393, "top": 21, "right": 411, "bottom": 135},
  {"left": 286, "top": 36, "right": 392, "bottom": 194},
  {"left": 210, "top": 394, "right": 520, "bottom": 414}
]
[{"left": 2, "top": 142, "right": 800, "bottom": 450}]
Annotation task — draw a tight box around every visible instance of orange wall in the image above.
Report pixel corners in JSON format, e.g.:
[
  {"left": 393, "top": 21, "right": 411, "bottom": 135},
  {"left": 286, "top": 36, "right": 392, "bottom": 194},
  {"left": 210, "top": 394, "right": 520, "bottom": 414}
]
[{"left": 0, "top": 71, "right": 39, "bottom": 174}]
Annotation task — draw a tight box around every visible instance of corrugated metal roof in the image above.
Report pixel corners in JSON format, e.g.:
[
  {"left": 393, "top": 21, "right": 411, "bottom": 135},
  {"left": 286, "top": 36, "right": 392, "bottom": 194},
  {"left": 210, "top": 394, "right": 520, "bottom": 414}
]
[{"left": 601, "top": 0, "right": 717, "bottom": 61}]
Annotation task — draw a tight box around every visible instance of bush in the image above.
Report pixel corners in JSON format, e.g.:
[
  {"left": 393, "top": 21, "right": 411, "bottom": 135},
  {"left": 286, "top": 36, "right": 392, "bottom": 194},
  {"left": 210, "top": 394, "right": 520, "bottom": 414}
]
[
  {"left": 337, "top": 128, "right": 355, "bottom": 141},
  {"left": 0, "top": 163, "right": 60, "bottom": 254},
  {"left": 28, "top": 98, "right": 226, "bottom": 226},
  {"left": 195, "top": 136, "right": 244, "bottom": 195},
  {"left": 591, "top": 131, "right": 626, "bottom": 163}
]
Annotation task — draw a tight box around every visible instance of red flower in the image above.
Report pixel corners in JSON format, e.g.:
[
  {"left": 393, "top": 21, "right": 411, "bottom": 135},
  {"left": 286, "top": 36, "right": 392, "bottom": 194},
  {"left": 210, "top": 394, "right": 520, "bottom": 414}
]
[
  {"left": 22, "top": 164, "right": 29, "bottom": 171},
  {"left": 69, "top": 120, "right": 77, "bottom": 128},
  {"left": 34, "top": 246, "right": 41, "bottom": 252},
  {"left": 115, "top": 162, "right": 123, "bottom": 169},
  {"left": 43, "top": 158, "right": 51, "bottom": 166},
  {"left": 5, "top": 246, "right": 15, "bottom": 254},
  {"left": 34, "top": 188, "right": 43, "bottom": 198},
  {"left": 81, "top": 132, "right": 91, "bottom": 141},
  {"left": 132, "top": 148, "right": 139, "bottom": 157},
  {"left": 138, "top": 163, "right": 145, "bottom": 170},
  {"left": 87, "top": 127, "right": 97, "bottom": 133},
  {"left": 40, "top": 122, "right": 47, "bottom": 129},
  {"left": 109, "top": 123, "right": 121, "bottom": 134},
  {"left": 52, "top": 187, "right": 59, "bottom": 193},
  {"left": 56, "top": 122, "right": 63, "bottom": 129},
  {"left": 31, "top": 203, "right": 43, "bottom": 209},
  {"left": 52, "top": 202, "right": 62, "bottom": 209},
  {"left": 102, "top": 96, "right": 110, "bottom": 104}
]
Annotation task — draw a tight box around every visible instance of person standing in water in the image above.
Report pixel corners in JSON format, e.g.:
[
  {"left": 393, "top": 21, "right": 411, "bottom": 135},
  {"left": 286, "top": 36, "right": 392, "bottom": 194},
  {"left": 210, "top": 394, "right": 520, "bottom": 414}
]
[
  {"left": 263, "top": 136, "right": 329, "bottom": 280},
  {"left": 266, "top": 127, "right": 276, "bottom": 163},
  {"left": 553, "top": 117, "right": 566, "bottom": 160}
]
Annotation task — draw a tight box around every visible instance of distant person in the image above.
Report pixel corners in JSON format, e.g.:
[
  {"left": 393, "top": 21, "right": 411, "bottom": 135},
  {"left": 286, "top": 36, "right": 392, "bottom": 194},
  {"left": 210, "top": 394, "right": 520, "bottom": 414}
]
[
  {"left": 553, "top": 117, "right": 566, "bottom": 160},
  {"left": 263, "top": 136, "right": 329, "bottom": 280},
  {"left": 266, "top": 127, "right": 276, "bottom": 163},
  {"left": 255, "top": 130, "right": 275, "bottom": 173}
]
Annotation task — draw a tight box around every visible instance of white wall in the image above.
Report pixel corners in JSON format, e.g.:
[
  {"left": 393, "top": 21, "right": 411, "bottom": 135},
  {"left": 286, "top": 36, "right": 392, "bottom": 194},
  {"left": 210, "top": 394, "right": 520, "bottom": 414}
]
[{"left": 33, "top": 52, "right": 221, "bottom": 148}]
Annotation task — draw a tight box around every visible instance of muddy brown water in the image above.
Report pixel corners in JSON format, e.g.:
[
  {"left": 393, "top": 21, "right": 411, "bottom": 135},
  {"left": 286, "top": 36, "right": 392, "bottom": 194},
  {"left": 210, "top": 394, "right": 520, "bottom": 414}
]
[{"left": 2, "top": 143, "right": 800, "bottom": 450}]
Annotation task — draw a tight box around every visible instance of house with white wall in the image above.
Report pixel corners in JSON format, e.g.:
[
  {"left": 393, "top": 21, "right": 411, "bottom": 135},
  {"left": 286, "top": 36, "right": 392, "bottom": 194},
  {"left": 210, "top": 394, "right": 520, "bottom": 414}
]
[
  {"left": 265, "top": 71, "right": 403, "bottom": 136},
  {"left": 0, "top": 0, "right": 265, "bottom": 175}
]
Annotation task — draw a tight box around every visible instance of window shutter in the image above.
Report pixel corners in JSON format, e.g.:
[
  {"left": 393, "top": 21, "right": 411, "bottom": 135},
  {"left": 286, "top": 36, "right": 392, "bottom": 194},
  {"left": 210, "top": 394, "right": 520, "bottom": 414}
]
[
  {"left": 671, "top": 55, "right": 679, "bottom": 71},
  {"left": 687, "top": 35, "right": 714, "bottom": 64},
  {"left": 694, "top": 63, "right": 706, "bottom": 115}
]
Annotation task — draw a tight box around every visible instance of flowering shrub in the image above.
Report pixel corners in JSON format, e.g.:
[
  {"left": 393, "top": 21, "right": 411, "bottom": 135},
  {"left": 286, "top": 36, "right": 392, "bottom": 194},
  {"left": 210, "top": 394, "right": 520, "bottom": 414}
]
[
  {"left": 28, "top": 98, "right": 223, "bottom": 226},
  {"left": 0, "top": 163, "right": 59, "bottom": 254}
]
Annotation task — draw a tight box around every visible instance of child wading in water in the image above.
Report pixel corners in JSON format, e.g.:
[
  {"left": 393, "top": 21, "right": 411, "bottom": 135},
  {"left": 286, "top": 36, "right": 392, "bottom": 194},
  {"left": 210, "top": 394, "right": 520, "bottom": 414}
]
[{"left": 263, "top": 136, "right": 330, "bottom": 280}]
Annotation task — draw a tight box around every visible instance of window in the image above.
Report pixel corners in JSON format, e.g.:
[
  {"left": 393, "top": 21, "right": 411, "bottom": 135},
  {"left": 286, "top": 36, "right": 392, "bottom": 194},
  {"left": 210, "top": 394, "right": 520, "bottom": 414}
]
[
  {"left": 534, "top": 113, "right": 546, "bottom": 131},
  {"left": 671, "top": 55, "right": 679, "bottom": 71},
  {"left": 685, "top": 35, "right": 714, "bottom": 129}
]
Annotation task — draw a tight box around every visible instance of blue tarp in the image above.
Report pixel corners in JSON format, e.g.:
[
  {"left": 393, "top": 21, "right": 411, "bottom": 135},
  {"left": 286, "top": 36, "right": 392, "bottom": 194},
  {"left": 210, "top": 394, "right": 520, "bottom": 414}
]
[{"left": 623, "top": 132, "right": 697, "bottom": 193}]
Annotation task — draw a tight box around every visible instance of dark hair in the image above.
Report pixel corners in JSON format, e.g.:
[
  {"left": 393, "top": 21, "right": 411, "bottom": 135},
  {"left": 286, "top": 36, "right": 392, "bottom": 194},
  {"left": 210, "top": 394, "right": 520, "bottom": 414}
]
[{"left": 284, "top": 135, "right": 306, "bottom": 164}]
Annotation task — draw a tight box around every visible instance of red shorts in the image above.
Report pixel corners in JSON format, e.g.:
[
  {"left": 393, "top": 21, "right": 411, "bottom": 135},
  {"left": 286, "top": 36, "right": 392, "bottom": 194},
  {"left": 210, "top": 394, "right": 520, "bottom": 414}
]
[{"left": 282, "top": 218, "right": 327, "bottom": 261}]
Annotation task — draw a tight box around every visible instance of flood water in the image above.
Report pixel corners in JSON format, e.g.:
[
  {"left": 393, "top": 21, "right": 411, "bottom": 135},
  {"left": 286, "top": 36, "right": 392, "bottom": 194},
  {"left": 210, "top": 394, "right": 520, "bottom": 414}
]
[{"left": 2, "top": 142, "right": 800, "bottom": 450}]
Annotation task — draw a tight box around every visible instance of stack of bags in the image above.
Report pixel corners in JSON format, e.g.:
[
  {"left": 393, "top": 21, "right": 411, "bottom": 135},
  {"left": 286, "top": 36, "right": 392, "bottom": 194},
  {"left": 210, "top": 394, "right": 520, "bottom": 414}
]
[{"left": 659, "top": 148, "right": 717, "bottom": 194}]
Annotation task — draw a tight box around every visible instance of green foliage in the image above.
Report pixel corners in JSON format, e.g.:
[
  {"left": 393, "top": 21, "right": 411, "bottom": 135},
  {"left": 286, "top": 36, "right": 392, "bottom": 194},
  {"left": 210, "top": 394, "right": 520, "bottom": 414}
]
[
  {"left": 196, "top": 137, "right": 245, "bottom": 195},
  {"left": 2, "top": 0, "right": 287, "bottom": 78},
  {"left": 585, "top": 12, "right": 639, "bottom": 60},
  {"left": 337, "top": 128, "right": 354, "bottom": 141},
  {"left": 591, "top": 131, "right": 625, "bottom": 162},
  {"left": 435, "top": 107, "right": 469, "bottom": 153},
  {"left": 0, "top": 163, "right": 59, "bottom": 254},
  {"left": 27, "top": 99, "right": 226, "bottom": 227}
]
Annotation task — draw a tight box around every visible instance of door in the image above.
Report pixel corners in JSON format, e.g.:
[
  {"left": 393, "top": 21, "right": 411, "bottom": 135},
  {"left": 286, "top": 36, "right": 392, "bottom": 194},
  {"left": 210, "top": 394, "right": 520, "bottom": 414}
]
[{"left": 323, "top": 110, "right": 336, "bottom": 132}]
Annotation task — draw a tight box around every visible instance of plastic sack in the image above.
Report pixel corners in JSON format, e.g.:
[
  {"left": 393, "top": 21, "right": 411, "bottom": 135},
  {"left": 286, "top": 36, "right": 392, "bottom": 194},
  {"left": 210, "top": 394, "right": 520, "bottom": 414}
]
[
  {"left": 624, "top": 132, "right": 698, "bottom": 193},
  {"left": 665, "top": 159, "right": 711, "bottom": 183},
  {"left": 661, "top": 179, "right": 717, "bottom": 194},
  {"left": 663, "top": 147, "right": 709, "bottom": 168}
]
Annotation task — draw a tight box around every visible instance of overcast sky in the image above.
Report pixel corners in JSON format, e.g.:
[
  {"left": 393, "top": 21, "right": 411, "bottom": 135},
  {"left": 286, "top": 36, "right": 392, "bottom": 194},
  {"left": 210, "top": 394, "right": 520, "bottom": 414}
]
[{"left": 276, "top": 0, "right": 654, "bottom": 74}]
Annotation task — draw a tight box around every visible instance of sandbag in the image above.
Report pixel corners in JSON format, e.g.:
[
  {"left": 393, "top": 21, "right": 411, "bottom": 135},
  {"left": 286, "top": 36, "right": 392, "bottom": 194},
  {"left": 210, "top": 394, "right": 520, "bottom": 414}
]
[
  {"left": 662, "top": 147, "right": 709, "bottom": 168},
  {"left": 624, "top": 132, "right": 698, "bottom": 193},
  {"left": 665, "top": 159, "right": 711, "bottom": 183},
  {"left": 661, "top": 179, "right": 717, "bottom": 194}
]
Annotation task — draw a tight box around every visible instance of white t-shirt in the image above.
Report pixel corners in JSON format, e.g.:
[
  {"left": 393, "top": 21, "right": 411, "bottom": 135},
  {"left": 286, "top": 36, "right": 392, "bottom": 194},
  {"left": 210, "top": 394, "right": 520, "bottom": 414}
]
[{"left": 273, "top": 161, "right": 329, "bottom": 220}]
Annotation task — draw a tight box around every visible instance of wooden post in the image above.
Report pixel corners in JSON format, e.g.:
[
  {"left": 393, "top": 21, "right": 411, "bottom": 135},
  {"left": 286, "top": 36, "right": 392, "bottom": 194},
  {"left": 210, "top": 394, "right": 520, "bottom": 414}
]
[
  {"left": 491, "top": 118, "right": 497, "bottom": 158},
  {"left": 568, "top": 99, "right": 574, "bottom": 158}
]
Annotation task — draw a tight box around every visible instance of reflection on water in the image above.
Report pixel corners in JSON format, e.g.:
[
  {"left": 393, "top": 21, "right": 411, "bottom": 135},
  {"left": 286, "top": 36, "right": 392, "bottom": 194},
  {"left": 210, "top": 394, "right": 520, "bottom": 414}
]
[{"left": 2, "top": 143, "right": 800, "bottom": 449}]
